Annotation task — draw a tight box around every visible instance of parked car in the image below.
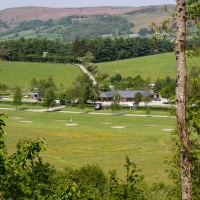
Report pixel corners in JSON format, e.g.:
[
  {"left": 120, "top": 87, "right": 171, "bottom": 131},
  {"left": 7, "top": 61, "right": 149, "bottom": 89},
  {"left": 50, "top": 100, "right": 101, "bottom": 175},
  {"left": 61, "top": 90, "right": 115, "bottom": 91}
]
[
  {"left": 94, "top": 103, "right": 103, "bottom": 110},
  {"left": 154, "top": 98, "right": 161, "bottom": 101},
  {"left": 54, "top": 100, "right": 60, "bottom": 105},
  {"left": 24, "top": 95, "right": 30, "bottom": 98}
]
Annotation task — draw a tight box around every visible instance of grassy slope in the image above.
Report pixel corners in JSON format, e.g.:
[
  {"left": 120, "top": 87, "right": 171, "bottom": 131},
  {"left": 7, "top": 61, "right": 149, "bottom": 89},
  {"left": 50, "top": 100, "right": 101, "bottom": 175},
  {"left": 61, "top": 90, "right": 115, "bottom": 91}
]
[
  {"left": 0, "top": 62, "right": 82, "bottom": 88},
  {"left": 96, "top": 52, "right": 200, "bottom": 81},
  {"left": 1, "top": 52, "right": 200, "bottom": 89},
  {"left": 3, "top": 107, "right": 175, "bottom": 184}
]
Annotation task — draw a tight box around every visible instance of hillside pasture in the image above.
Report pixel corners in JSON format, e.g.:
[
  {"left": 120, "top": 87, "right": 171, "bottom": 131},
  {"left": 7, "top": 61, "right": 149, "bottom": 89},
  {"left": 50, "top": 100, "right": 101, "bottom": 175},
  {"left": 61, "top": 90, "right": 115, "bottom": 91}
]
[
  {"left": 2, "top": 107, "right": 176, "bottom": 184},
  {"left": 96, "top": 52, "right": 200, "bottom": 81},
  {"left": 0, "top": 62, "right": 82, "bottom": 88}
]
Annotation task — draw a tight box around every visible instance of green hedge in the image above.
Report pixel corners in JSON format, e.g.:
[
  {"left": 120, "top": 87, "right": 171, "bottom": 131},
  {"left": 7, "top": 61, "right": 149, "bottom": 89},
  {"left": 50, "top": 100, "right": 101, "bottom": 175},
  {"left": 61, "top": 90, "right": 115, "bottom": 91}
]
[
  {"left": 67, "top": 103, "right": 95, "bottom": 108},
  {"left": 66, "top": 103, "right": 172, "bottom": 111},
  {"left": 135, "top": 106, "right": 171, "bottom": 111}
]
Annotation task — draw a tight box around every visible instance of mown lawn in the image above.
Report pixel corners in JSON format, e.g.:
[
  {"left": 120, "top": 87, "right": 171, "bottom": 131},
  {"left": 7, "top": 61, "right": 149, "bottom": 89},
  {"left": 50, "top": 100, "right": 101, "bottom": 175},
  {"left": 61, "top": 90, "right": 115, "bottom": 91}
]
[{"left": 2, "top": 107, "right": 176, "bottom": 185}]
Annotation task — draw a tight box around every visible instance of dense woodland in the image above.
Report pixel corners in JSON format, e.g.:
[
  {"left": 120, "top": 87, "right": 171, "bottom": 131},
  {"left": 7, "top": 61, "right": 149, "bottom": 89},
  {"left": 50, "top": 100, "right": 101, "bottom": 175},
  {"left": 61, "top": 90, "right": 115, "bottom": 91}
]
[{"left": 0, "top": 37, "right": 174, "bottom": 63}]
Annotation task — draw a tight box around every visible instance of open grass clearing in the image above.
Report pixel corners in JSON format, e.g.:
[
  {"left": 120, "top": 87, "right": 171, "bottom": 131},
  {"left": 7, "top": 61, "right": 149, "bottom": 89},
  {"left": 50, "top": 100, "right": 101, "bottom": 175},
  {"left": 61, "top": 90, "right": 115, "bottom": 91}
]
[
  {"left": 0, "top": 62, "right": 82, "bottom": 88},
  {"left": 96, "top": 52, "right": 200, "bottom": 81},
  {"left": 2, "top": 108, "right": 176, "bottom": 185},
  {"left": 1, "top": 52, "right": 200, "bottom": 90}
]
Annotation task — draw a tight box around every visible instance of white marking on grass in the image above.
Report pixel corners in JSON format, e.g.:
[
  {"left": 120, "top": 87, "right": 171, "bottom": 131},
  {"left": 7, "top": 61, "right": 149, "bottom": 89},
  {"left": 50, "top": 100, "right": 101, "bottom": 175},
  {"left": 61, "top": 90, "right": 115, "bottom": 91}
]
[
  {"left": 100, "top": 122, "right": 112, "bottom": 124},
  {"left": 65, "top": 124, "right": 78, "bottom": 126},
  {"left": 162, "top": 128, "right": 174, "bottom": 131},
  {"left": 111, "top": 126, "right": 125, "bottom": 129}
]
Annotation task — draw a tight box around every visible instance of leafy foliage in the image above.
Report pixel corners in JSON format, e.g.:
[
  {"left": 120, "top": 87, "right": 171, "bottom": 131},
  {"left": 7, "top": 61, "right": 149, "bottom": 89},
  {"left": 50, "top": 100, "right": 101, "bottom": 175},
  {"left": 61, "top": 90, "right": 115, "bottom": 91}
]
[
  {"left": 110, "top": 94, "right": 121, "bottom": 112},
  {"left": 108, "top": 156, "right": 145, "bottom": 200},
  {"left": 134, "top": 92, "right": 143, "bottom": 105},
  {"left": 12, "top": 86, "right": 22, "bottom": 110}
]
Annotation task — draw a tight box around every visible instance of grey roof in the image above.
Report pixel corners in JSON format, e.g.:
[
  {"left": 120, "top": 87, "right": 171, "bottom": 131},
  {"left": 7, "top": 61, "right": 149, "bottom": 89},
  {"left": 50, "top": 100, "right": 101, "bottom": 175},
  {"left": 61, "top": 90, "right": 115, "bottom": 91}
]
[{"left": 99, "top": 90, "right": 154, "bottom": 98}]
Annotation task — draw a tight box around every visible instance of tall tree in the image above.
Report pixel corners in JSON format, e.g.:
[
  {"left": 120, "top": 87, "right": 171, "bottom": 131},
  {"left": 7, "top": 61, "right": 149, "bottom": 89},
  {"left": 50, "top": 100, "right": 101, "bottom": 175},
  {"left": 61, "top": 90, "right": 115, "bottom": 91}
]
[
  {"left": 175, "top": 1, "right": 192, "bottom": 199},
  {"left": 151, "top": 1, "right": 192, "bottom": 197},
  {"left": 134, "top": 92, "right": 142, "bottom": 105},
  {"left": 12, "top": 86, "right": 22, "bottom": 110},
  {"left": 74, "top": 74, "right": 93, "bottom": 103},
  {"left": 76, "top": 84, "right": 87, "bottom": 110},
  {"left": 110, "top": 94, "right": 121, "bottom": 114},
  {"left": 42, "top": 87, "right": 57, "bottom": 111}
]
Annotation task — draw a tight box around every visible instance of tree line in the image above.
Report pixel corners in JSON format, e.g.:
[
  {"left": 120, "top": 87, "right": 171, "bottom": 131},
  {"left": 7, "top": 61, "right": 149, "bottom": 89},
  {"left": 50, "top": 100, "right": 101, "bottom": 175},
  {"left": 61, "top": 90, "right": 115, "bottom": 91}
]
[{"left": 0, "top": 36, "right": 174, "bottom": 63}]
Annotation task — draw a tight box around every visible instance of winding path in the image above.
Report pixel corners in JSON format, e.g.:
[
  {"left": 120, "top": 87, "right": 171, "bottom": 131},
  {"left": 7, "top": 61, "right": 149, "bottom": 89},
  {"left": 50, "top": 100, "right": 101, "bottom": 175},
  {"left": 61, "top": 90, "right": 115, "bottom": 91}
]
[{"left": 75, "top": 64, "right": 97, "bottom": 85}]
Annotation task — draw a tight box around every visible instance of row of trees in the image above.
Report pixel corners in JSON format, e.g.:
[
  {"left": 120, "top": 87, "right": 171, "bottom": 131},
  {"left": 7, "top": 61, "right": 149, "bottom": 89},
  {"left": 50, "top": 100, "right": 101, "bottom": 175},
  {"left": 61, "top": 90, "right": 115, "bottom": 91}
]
[
  {"left": 0, "top": 36, "right": 174, "bottom": 63},
  {"left": 11, "top": 76, "right": 58, "bottom": 111},
  {"left": 10, "top": 73, "right": 176, "bottom": 112}
]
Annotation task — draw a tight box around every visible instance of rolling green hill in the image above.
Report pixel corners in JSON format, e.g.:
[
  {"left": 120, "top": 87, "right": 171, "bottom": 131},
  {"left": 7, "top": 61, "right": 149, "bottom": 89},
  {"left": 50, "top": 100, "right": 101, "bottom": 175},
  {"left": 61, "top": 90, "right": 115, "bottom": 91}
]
[
  {"left": 96, "top": 52, "right": 200, "bottom": 81},
  {"left": 1, "top": 52, "right": 199, "bottom": 90},
  {"left": 0, "top": 62, "right": 82, "bottom": 88}
]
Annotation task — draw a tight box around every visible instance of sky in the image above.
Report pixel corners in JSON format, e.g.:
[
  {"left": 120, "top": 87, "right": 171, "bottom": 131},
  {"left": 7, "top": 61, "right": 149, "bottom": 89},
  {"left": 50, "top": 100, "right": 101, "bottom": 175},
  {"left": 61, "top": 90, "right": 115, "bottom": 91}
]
[{"left": 0, "top": 0, "right": 176, "bottom": 11}]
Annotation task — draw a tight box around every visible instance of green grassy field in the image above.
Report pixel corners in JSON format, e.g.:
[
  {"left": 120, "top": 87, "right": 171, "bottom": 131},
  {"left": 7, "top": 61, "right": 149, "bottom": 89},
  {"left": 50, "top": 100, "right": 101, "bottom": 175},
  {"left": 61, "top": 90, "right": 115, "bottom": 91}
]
[
  {"left": 1, "top": 52, "right": 200, "bottom": 89},
  {"left": 0, "top": 62, "right": 82, "bottom": 88},
  {"left": 97, "top": 52, "right": 200, "bottom": 81},
  {"left": 0, "top": 52, "right": 189, "bottom": 185},
  {"left": 1, "top": 106, "right": 176, "bottom": 185}
]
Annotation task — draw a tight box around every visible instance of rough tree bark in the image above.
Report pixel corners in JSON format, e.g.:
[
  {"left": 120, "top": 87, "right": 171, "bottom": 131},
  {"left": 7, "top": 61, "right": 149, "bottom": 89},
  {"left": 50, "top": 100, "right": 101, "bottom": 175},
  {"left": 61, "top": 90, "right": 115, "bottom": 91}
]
[{"left": 175, "top": 0, "right": 192, "bottom": 199}]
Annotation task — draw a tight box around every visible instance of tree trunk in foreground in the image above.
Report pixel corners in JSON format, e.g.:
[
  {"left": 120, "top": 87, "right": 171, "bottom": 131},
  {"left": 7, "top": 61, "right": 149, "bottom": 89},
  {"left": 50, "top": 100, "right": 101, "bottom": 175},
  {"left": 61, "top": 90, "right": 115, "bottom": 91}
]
[{"left": 175, "top": 0, "right": 192, "bottom": 199}]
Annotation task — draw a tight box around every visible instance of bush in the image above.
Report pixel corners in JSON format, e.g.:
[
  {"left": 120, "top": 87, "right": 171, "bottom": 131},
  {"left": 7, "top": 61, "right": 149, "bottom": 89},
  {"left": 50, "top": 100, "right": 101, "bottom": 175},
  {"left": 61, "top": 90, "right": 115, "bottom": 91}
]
[{"left": 74, "top": 164, "right": 108, "bottom": 198}]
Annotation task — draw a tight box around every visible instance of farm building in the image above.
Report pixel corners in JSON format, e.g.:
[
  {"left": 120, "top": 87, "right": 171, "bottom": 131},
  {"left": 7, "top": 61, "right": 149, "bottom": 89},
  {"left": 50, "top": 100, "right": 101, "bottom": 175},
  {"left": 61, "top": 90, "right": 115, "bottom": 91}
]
[{"left": 99, "top": 90, "right": 155, "bottom": 102}]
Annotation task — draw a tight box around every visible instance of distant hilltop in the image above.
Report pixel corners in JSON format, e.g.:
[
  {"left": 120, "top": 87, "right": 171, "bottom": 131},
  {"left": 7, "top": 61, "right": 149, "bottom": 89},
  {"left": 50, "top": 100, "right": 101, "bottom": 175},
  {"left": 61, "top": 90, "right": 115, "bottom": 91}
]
[{"left": 0, "top": 5, "right": 175, "bottom": 22}]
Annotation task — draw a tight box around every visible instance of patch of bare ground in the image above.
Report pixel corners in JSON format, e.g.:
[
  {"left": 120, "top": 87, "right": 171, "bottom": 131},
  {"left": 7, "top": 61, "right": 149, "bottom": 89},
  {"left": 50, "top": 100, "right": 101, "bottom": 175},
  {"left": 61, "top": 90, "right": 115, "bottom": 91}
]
[
  {"left": 11, "top": 117, "right": 23, "bottom": 119},
  {"left": 111, "top": 126, "right": 125, "bottom": 129},
  {"left": 65, "top": 123, "right": 78, "bottom": 126},
  {"left": 100, "top": 122, "right": 112, "bottom": 124},
  {"left": 20, "top": 120, "right": 33, "bottom": 123},
  {"left": 162, "top": 128, "right": 174, "bottom": 131}
]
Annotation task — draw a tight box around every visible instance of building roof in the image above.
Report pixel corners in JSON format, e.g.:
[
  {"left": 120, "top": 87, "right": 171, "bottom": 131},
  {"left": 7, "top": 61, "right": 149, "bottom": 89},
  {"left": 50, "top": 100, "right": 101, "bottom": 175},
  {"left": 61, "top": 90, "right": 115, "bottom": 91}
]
[{"left": 100, "top": 90, "right": 154, "bottom": 98}]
